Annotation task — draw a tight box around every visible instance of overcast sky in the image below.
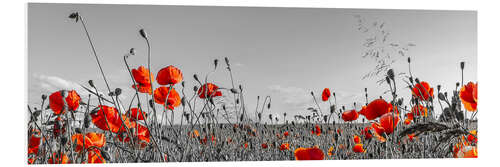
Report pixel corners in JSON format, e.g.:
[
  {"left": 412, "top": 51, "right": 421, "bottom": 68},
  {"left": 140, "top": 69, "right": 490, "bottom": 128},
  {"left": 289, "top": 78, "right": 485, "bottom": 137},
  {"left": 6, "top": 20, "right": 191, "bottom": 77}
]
[{"left": 28, "top": 3, "right": 476, "bottom": 124}]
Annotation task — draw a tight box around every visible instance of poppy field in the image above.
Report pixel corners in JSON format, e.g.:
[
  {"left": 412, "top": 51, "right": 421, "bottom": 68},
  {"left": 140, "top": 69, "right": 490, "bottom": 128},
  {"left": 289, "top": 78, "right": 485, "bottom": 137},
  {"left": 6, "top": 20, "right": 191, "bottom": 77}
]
[{"left": 26, "top": 11, "right": 478, "bottom": 164}]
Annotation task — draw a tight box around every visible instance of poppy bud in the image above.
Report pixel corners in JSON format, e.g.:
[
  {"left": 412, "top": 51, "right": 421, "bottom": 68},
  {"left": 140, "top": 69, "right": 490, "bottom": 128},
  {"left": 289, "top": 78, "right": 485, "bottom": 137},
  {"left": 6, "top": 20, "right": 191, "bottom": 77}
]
[
  {"left": 387, "top": 69, "right": 395, "bottom": 80},
  {"left": 310, "top": 91, "right": 314, "bottom": 96},
  {"left": 149, "top": 99, "right": 154, "bottom": 108},
  {"left": 108, "top": 91, "right": 115, "bottom": 96},
  {"left": 193, "top": 86, "right": 198, "bottom": 92},
  {"left": 409, "top": 77, "right": 414, "bottom": 84},
  {"left": 460, "top": 62, "right": 465, "bottom": 70},
  {"left": 456, "top": 82, "right": 460, "bottom": 88},
  {"left": 181, "top": 97, "right": 186, "bottom": 106},
  {"left": 115, "top": 88, "right": 122, "bottom": 96},
  {"left": 323, "top": 115, "right": 328, "bottom": 122},
  {"left": 129, "top": 48, "right": 135, "bottom": 55},
  {"left": 236, "top": 98, "right": 240, "bottom": 104},
  {"left": 193, "top": 74, "right": 199, "bottom": 82},
  {"left": 102, "top": 149, "right": 111, "bottom": 160},
  {"left": 364, "top": 88, "right": 367, "bottom": 93},
  {"left": 214, "top": 59, "right": 219, "bottom": 70},
  {"left": 139, "top": 29, "right": 148, "bottom": 39},
  {"left": 438, "top": 93, "right": 446, "bottom": 101},
  {"left": 222, "top": 105, "right": 226, "bottom": 111},
  {"left": 239, "top": 85, "right": 243, "bottom": 92},
  {"left": 333, "top": 92, "right": 336, "bottom": 97},
  {"left": 181, "top": 81, "right": 185, "bottom": 87},
  {"left": 230, "top": 88, "right": 240, "bottom": 94},
  {"left": 407, "top": 57, "right": 411, "bottom": 63},
  {"left": 88, "top": 80, "right": 95, "bottom": 87},
  {"left": 267, "top": 103, "right": 271, "bottom": 109},
  {"left": 41, "top": 94, "right": 47, "bottom": 100},
  {"left": 269, "top": 114, "right": 273, "bottom": 120},
  {"left": 258, "top": 113, "right": 262, "bottom": 120},
  {"left": 398, "top": 98, "right": 403, "bottom": 106},
  {"left": 414, "top": 78, "right": 420, "bottom": 84},
  {"left": 385, "top": 76, "right": 391, "bottom": 85},
  {"left": 84, "top": 114, "right": 91, "bottom": 128},
  {"left": 68, "top": 12, "right": 78, "bottom": 19},
  {"left": 292, "top": 121, "right": 295, "bottom": 126},
  {"left": 240, "top": 114, "right": 244, "bottom": 122},
  {"left": 437, "top": 85, "right": 441, "bottom": 92},
  {"left": 209, "top": 98, "right": 215, "bottom": 105},
  {"left": 224, "top": 57, "right": 230, "bottom": 67},
  {"left": 61, "top": 136, "right": 68, "bottom": 145},
  {"left": 342, "top": 106, "right": 345, "bottom": 111}
]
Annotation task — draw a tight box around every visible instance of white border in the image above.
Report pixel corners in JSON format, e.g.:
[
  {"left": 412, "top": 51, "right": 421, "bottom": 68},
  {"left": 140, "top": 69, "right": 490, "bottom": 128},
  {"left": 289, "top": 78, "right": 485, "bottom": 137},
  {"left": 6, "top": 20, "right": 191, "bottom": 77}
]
[{"left": 1, "top": 0, "right": 498, "bottom": 167}]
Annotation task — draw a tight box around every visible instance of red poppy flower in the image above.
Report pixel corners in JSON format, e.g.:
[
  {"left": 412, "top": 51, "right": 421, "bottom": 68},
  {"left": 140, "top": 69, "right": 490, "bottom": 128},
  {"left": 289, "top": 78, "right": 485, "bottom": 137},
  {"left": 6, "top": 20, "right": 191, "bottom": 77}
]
[
  {"left": 404, "top": 112, "right": 414, "bottom": 125},
  {"left": 189, "top": 130, "right": 200, "bottom": 138},
  {"left": 361, "top": 126, "right": 373, "bottom": 139},
  {"left": 53, "top": 116, "right": 66, "bottom": 137},
  {"left": 371, "top": 122, "right": 387, "bottom": 142},
  {"left": 197, "top": 83, "right": 222, "bottom": 99},
  {"left": 460, "top": 82, "right": 478, "bottom": 112},
  {"left": 342, "top": 109, "right": 359, "bottom": 122},
  {"left": 48, "top": 152, "right": 70, "bottom": 164},
  {"left": 71, "top": 132, "right": 106, "bottom": 152},
  {"left": 411, "top": 105, "right": 428, "bottom": 117},
  {"left": 284, "top": 131, "right": 289, "bottom": 137},
  {"left": 353, "top": 144, "right": 365, "bottom": 153},
  {"left": 129, "top": 108, "right": 147, "bottom": 121},
  {"left": 311, "top": 125, "right": 321, "bottom": 136},
  {"left": 454, "top": 144, "right": 478, "bottom": 158},
  {"left": 408, "top": 133, "right": 416, "bottom": 142},
  {"left": 380, "top": 113, "right": 400, "bottom": 135},
  {"left": 153, "top": 86, "right": 181, "bottom": 110},
  {"left": 49, "top": 90, "right": 81, "bottom": 115},
  {"left": 28, "top": 158, "right": 35, "bottom": 164},
  {"left": 87, "top": 148, "right": 106, "bottom": 163},
  {"left": 406, "top": 112, "right": 414, "bottom": 121},
  {"left": 262, "top": 143, "right": 268, "bottom": 149},
  {"left": 294, "top": 146, "right": 325, "bottom": 160},
  {"left": 467, "top": 130, "right": 477, "bottom": 143},
  {"left": 359, "top": 99, "right": 394, "bottom": 120},
  {"left": 328, "top": 146, "right": 335, "bottom": 156},
  {"left": 404, "top": 118, "right": 412, "bottom": 125},
  {"left": 280, "top": 143, "right": 290, "bottom": 151},
  {"left": 136, "top": 124, "right": 151, "bottom": 148},
  {"left": 91, "top": 105, "right": 136, "bottom": 133},
  {"left": 353, "top": 135, "right": 361, "bottom": 144},
  {"left": 243, "top": 142, "right": 249, "bottom": 148},
  {"left": 322, "top": 88, "right": 331, "bottom": 101},
  {"left": 132, "top": 66, "right": 154, "bottom": 94},
  {"left": 28, "top": 131, "right": 41, "bottom": 155},
  {"left": 156, "top": 65, "right": 183, "bottom": 85},
  {"left": 412, "top": 81, "right": 434, "bottom": 101}
]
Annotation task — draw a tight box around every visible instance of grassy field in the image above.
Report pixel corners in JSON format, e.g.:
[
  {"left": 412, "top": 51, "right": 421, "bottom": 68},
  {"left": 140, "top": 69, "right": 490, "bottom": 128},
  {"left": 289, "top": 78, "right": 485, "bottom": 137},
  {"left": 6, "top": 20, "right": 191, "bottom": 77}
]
[{"left": 26, "top": 12, "right": 478, "bottom": 164}]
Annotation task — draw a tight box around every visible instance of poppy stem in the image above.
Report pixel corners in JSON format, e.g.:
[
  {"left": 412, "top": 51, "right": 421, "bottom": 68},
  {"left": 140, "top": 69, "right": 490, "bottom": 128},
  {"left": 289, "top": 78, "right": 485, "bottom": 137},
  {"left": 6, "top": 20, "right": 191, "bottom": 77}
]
[{"left": 77, "top": 15, "right": 113, "bottom": 96}]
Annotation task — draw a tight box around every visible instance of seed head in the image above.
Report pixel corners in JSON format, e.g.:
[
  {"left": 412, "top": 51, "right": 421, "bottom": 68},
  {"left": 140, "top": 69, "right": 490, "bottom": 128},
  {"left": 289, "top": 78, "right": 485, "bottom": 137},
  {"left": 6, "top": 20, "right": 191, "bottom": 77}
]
[
  {"left": 114, "top": 88, "right": 122, "bottom": 96},
  {"left": 41, "top": 94, "right": 47, "bottom": 100},
  {"left": 193, "top": 74, "right": 199, "bottom": 82},
  {"left": 460, "top": 62, "right": 465, "bottom": 70},
  {"left": 230, "top": 88, "right": 240, "bottom": 94},
  {"left": 214, "top": 59, "right": 219, "bottom": 70},
  {"left": 438, "top": 93, "right": 446, "bottom": 101},
  {"left": 139, "top": 29, "right": 148, "bottom": 39},
  {"left": 387, "top": 69, "right": 395, "bottom": 80},
  {"left": 88, "top": 80, "right": 95, "bottom": 88}
]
